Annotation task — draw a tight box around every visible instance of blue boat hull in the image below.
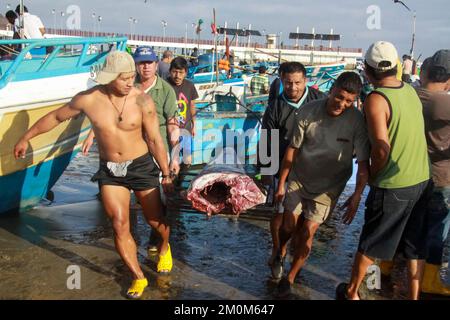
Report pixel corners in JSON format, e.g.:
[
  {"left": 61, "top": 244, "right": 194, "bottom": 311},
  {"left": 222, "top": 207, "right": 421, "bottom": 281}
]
[
  {"left": 306, "top": 63, "right": 345, "bottom": 80},
  {"left": 0, "top": 149, "right": 80, "bottom": 214},
  {"left": 190, "top": 112, "right": 262, "bottom": 165}
]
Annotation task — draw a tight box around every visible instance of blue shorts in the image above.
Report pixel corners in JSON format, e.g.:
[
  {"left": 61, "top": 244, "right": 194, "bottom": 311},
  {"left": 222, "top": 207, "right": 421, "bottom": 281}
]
[{"left": 425, "top": 185, "right": 450, "bottom": 264}]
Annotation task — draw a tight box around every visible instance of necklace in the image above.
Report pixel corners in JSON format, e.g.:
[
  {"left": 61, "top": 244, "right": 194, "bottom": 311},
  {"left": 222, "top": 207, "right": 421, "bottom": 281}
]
[{"left": 107, "top": 91, "right": 129, "bottom": 122}]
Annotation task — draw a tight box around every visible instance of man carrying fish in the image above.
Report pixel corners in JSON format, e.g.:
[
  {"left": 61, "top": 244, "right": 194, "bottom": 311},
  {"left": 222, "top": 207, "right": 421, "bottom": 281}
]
[
  {"left": 258, "top": 61, "right": 326, "bottom": 275},
  {"left": 273, "top": 72, "right": 370, "bottom": 297}
]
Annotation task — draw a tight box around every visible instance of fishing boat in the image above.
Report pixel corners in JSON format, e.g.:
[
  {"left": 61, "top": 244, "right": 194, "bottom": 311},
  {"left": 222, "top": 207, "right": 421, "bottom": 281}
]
[
  {"left": 306, "top": 61, "right": 345, "bottom": 81},
  {"left": 188, "top": 53, "right": 248, "bottom": 101},
  {"left": 238, "top": 60, "right": 344, "bottom": 92},
  {"left": 308, "top": 63, "right": 344, "bottom": 92},
  {"left": 188, "top": 90, "right": 266, "bottom": 165},
  {"left": 0, "top": 36, "right": 128, "bottom": 214}
]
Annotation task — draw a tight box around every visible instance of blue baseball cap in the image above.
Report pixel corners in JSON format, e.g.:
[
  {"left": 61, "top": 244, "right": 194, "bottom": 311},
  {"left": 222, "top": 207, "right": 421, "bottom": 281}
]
[{"left": 133, "top": 46, "right": 158, "bottom": 63}]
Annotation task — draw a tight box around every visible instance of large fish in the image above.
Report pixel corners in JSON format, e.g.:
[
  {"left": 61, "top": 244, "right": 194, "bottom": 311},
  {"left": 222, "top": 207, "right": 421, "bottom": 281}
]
[{"left": 186, "top": 148, "right": 266, "bottom": 216}]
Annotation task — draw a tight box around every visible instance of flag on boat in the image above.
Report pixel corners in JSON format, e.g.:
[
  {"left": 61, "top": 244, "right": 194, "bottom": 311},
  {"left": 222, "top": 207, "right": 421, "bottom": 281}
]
[
  {"left": 196, "top": 19, "right": 203, "bottom": 34},
  {"left": 211, "top": 22, "right": 217, "bottom": 35}
]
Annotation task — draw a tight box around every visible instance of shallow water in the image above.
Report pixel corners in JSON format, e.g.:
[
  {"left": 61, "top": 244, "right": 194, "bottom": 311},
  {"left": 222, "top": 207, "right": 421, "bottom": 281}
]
[{"left": 0, "top": 145, "right": 448, "bottom": 300}]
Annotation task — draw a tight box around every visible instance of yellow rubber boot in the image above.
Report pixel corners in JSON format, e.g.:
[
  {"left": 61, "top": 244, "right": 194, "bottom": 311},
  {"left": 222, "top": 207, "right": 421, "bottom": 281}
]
[
  {"left": 379, "top": 260, "right": 394, "bottom": 277},
  {"left": 421, "top": 263, "right": 450, "bottom": 296}
]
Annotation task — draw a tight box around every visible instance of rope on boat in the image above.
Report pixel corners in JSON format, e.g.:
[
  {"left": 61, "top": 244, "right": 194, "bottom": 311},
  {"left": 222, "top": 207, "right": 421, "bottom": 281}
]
[{"left": 0, "top": 44, "right": 20, "bottom": 55}]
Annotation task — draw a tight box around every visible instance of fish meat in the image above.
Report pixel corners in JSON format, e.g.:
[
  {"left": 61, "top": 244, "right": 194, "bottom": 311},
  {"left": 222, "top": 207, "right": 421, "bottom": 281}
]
[{"left": 186, "top": 148, "right": 266, "bottom": 216}]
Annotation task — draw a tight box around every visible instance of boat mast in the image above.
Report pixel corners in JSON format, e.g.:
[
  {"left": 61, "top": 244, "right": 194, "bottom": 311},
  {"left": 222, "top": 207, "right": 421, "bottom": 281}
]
[
  {"left": 410, "top": 11, "right": 416, "bottom": 58},
  {"left": 213, "top": 8, "right": 219, "bottom": 85},
  {"left": 18, "top": 0, "right": 24, "bottom": 39}
]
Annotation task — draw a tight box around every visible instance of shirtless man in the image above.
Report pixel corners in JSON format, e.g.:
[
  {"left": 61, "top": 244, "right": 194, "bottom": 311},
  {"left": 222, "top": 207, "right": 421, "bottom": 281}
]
[{"left": 14, "top": 51, "right": 173, "bottom": 299}]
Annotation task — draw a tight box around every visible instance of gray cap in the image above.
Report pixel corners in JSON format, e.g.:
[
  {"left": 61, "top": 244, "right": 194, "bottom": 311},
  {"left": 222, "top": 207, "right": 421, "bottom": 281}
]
[{"left": 431, "top": 49, "right": 450, "bottom": 74}]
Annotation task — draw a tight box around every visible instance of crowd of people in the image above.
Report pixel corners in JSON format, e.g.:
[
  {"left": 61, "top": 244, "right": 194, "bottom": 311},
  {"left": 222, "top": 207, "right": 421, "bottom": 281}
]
[
  {"left": 258, "top": 42, "right": 449, "bottom": 299},
  {"left": 9, "top": 27, "right": 449, "bottom": 300}
]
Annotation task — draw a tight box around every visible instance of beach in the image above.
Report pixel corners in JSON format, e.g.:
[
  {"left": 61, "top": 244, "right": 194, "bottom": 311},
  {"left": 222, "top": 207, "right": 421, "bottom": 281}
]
[{"left": 1, "top": 144, "right": 447, "bottom": 300}]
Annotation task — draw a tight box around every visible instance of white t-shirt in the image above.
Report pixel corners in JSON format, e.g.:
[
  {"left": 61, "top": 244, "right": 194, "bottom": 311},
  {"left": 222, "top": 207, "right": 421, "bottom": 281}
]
[
  {"left": 403, "top": 59, "right": 413, "bottom": 75},
  {"left": 15, "top": 12, "right": 44, "bottom": 39}
]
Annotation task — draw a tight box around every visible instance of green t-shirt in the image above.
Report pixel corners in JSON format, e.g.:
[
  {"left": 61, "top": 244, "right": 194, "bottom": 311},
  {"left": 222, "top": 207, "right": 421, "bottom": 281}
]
[
  {"left": 138, "top": 76, "right": 177, "bottom": 152},
  {"left": 370, "top": 83, "right": 430, "bottom": 188}
]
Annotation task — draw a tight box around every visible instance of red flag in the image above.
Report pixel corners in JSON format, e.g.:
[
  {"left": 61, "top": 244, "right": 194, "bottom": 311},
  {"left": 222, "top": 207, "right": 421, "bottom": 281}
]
[{"left": 211, "top": 23, "right": 217, "bottom": 35}]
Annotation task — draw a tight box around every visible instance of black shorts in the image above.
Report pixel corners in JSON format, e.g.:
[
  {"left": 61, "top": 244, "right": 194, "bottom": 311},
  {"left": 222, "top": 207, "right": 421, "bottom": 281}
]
[
  {"left": 357, "top": 180, "right": 431, "bottom": 260},
  {"left": 91, "top": 153, "right": 160, "bottom": 191}
]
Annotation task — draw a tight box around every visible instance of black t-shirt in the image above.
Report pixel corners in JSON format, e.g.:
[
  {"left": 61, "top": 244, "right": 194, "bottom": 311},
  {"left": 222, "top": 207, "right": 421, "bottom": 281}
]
[{"left": 168, "top": 78, "right": 199, "bottom": 132}]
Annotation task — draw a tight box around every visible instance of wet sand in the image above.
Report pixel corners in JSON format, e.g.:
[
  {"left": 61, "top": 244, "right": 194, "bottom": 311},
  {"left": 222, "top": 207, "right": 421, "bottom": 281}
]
[{"left": 0, "top": 147, "right": 448, "bottom": 300}]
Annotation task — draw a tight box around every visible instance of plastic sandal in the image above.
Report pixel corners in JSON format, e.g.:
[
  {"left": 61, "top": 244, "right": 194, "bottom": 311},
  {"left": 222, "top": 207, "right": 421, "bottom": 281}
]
[
  {"left": 126, "top": 278, "right": 148, "bottom": 300},
  {"left": 157, "top": 244, "right": 173, "bottom": 273}
]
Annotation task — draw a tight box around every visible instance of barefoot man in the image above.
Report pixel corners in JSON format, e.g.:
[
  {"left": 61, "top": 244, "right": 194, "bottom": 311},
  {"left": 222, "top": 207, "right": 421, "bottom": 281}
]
[{"left": 14, "top": 51, "right": 174, "bottom": 299}]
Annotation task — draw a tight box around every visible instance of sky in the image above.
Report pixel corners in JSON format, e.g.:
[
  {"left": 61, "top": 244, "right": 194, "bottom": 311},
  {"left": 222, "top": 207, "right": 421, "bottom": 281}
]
[{"left": 5, "top": 0, "right": 449, "bottom": 59}]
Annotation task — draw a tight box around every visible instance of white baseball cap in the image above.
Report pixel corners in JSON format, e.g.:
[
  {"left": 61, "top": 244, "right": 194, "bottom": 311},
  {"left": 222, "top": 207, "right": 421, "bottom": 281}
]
[{"left": 365, "top": 41, "right": 398, "bottom": 71}]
